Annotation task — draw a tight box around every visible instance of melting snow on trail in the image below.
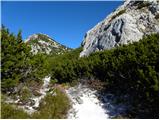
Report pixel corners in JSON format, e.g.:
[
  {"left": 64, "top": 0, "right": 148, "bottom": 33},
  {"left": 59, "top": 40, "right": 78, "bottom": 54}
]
[
  {"left": 66, "top": 84, "right": 127, "bottom": 119},
  {"left": 5, "top": 76, "right": 51, "bottom": 114},
  {"left": 6, "top": 77, "right": 128, "bottom": 118},
  {"left": 31, "top": 76, "right": 51, "bottom": 109},
  {"left": 19, "top": 76, "right": 51, "bottom": 113}
]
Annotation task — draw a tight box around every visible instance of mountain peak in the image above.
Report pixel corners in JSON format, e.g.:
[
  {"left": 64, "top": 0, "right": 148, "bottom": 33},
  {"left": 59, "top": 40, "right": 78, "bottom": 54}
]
[
  {"left": 25, "top": 33, "right": 71, "bottom": 55},
  {"left": 25, "top": 33, "right": 54, "bottom": 43}
]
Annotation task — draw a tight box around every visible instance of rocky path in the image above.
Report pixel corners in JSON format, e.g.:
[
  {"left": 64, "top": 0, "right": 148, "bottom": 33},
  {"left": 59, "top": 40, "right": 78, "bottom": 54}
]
[{"left": 66, "top": 84, "right": 128, "bottom": 119}]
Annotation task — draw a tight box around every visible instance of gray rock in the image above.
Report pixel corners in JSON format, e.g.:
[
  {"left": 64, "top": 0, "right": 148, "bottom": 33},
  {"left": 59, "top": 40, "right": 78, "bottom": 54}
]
[
  {"left": 28, "top": 99, "right": 36, "bottom": 106},
  {"left": 32, "top": 106, "right": 39, "bottom": 110},
  {"left": 80, "top": 0, "right": 159, "bottom": 57},
  {"left": 76, "top": 97, "right": 83, "bottom": 104}
]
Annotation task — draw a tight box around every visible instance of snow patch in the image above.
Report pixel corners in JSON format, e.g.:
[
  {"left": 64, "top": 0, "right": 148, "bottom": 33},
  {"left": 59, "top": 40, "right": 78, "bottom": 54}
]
[
  {"left": 5, "top": 76, "right": 51, "bottom": 114},
  {"left": 66, "top": 84, "right": 128, "bottom": 119}
]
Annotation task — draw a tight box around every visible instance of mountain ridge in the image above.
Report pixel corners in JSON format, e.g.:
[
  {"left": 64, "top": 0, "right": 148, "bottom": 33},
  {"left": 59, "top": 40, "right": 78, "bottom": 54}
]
[{"left": 25, "top": 33, "right": 71, "bottom": 55}]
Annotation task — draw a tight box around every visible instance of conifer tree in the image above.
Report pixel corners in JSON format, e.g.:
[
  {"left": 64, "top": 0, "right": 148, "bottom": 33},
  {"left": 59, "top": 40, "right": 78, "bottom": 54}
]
[{"left": 17, "top": 29, "right": 23, "bottom": 44}]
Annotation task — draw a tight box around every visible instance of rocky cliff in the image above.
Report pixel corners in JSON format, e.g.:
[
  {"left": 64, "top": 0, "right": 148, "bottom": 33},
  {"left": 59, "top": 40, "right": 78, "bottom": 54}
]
[
  {"left": 80, "top": 0, "right": 159, "bottom": 57},
  {"left": 25, "top": 33, "right": 71, "bottom": 55}
]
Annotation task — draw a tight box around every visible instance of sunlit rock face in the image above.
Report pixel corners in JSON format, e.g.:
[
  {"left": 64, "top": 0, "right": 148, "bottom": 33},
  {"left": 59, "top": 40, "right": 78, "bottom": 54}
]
[
  {"left": 25, "top": 33, "right": 71, "bottom": 55},
  {"left": 80, "top": 0, "right": 159, "bottom": 57}
]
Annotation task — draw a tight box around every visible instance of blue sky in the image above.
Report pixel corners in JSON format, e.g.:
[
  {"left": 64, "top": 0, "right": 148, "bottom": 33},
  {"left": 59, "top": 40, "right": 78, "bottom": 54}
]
[{"left": 2, "top": 1, "right": 123, "bottom": 48}]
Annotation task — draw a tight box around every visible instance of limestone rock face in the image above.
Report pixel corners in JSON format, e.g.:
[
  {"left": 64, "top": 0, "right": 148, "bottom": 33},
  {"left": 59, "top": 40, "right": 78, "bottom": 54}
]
[
  {"left": 25, "top": 33, "right": 71, "bottom": 55},
  {"left": 80, "top": 0, "right": 159, "bottom": 57}
]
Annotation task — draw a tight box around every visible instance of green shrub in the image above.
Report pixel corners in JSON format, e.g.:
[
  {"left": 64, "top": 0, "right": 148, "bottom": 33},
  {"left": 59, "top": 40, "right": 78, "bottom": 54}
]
[
  {"left": 1, "top": 25, "right": 158, "bottom": 119},
  {"left": 111, "top": 9, "right": 126, "bottom": 20},
  {"left": 137, "top": 2, "right": 150, "bottom": 9},
  {"left": 1, "top": 102, "right": 30, "bottom": 119},
  {"left": 1, "top": 26, "right": 48, "bottom": 93},
  {"left": 50, "top": 79, "right": 58, "bottom": 85},
  {"left": 47, "top": 34, "right": 158, "bottom": 118},
  {"left": 31, "top": 88, "right": 70, "bottom": 119},
  {"left": 20, "top": 86, "right": 32, "bottom": 102}
]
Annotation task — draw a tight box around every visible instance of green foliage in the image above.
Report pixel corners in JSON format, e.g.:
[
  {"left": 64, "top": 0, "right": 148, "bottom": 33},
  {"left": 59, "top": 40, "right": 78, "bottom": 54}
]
[
  {"left": 17, "top": 29, "right": 23, "bottom": 44},
  {"left": 111, "top": 9, "right": 126, "bottom": 20},
  {"left": 47, "top": 47, "right": 83, "bottom": 83},
  {"left": 28, "top": 53, "right": 49, "bottom": 80},
  {"left": 20, "top": 86, "right": 32, "bottom": 102},
  {"left": 88, "top": 34, "right": 158, "bottom": 118},
  {"left": 1, "top": 26, "right": 31, "bottom": 92},
  {"left": 50, "top": 79, "right": 58, "bottom": 85},
  {"left": 137, "top": 2, "right": 150, "bottom": 9},
  {"left": 31, "top": 88, "right": 70, "bottom": 119},
  {"left": 1, "top": 25, "right": 158, "bottom": 118},
  {"left": 1, "top": 102, "right": 30, "bottom": 119},
  {"left": 47, "top": 34, "right": 158, "bottom": 118},
  {"left": 1, "top": 26, "right": 49, "bottom": 93},
  {"left": 1, "top": 87, "right": 70, "bottom": 119},
  {"left": 27, "top": 38, "right": 39, "bottom": 44}
]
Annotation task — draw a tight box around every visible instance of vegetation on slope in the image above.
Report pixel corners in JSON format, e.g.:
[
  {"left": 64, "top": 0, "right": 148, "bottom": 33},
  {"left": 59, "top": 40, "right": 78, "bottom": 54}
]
[
  {"left": 1, "top": 26, "right": 70, "bottom": 119},
  {"left": 32, "top": 88, "right": 70, "bottom": 119},
  {"left": 1, "top": 88, "right": 70, "bottom": 119},
  {"left": 47, "top": 34, "right": 159, "bottom": 118},
  {"left": 1, "top": 25, "right": 49, "bottom": 93},
  {"left": 1, "top": 102, "right": 30, "bottom": 119},
  {"left": 1, "top": 25, "right": 158, "bottom": 118},
  {"left": 1, "top": 95, "right": 30, "bottom": 119},
  {"left": 111, "top": 9, "right": 126, "bottom": 20}
]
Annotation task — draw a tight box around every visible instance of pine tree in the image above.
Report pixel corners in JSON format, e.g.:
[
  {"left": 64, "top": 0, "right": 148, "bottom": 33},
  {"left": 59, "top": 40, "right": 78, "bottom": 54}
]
[{"left": 17, "top": 29, "right": 23, "bottom": 44}]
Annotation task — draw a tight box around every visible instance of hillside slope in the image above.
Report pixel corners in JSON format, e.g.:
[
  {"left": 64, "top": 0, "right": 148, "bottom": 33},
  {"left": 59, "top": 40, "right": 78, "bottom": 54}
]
[
  {"left": 80, "top": 0, "right": 159, "bottom": 57},
  {"left": 25, "top": 33, "right": 71, "bottom": 55}
]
